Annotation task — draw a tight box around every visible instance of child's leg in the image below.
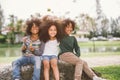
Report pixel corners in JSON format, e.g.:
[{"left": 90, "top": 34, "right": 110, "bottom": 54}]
[
  {"left": 30, "top": 56, "right": 42, "bottom": 80},
  {"left": 82, "top": 60, "right": 106, "bottom": 80},
  {"left": 59, "top": 52, "right": 83, "bottom": 80},
  {"left": 50, "top": 58, "right": 59, "bottom": 80},
  {"left": 43, "top": 59, "right": 50, "bottom": 80},
  {"left": 12, "top": 56, "right": 29, "bottom": 80},
  {"left": 82, "top": 60, "right": 96, "bottom": 79}
]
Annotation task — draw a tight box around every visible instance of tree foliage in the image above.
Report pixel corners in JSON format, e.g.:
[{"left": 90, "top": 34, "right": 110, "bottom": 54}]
[{"left": 0, "top": 4, "right": 4, "bottom": 34}]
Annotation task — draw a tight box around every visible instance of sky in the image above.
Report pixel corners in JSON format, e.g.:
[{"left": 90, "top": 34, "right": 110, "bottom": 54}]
[{"left": 0, "top": 0, "right": 120, "bottom": 22}]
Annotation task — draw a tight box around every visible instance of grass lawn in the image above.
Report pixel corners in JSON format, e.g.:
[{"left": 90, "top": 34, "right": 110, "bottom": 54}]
[
  {"left": 81, "top": 52, "right": 120, "bottom": 57},
  {"left": 0, "top": 57, "right": 20, "bottom": 63},
  {"left": 93, "top": 65, "right": 120, "bottom": 80},
  {"left": 78, "top": 41, "right": 120, "bottom": 47}
]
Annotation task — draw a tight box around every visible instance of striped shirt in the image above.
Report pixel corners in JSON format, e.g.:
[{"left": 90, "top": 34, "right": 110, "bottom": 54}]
[{"left": 22, "top": 36, "right": 44, "bottom": 56}]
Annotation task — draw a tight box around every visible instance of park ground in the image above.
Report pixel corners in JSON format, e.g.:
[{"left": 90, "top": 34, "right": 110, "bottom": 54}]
[{"left": 81, "top": 55, "right": 120, "bottom": 67}]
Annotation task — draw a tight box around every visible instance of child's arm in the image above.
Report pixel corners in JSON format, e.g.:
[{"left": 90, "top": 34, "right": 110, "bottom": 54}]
[
  {"left": 34, "top": 41, "right": 45, "bottom": 56},
  {"left": 29, "top": 45, "right": 35, "bottom": 52},
  {"left": 21, "top": 36, "right": 27, "bottom": 53},
  {"left": 21, "top": 37, "right": 34, "bottom": 56},
  {"left": 21, "top": 43, "right": 27, "bottom": 55},
  {"left": 22, "top": 45, "right": 35, "bottom": 56},
  {"left": 74, "top": 37, "right": 80, "bottom": 57},
  {"left": 22, "top": 45, "right": 26, "bottom": 51}
]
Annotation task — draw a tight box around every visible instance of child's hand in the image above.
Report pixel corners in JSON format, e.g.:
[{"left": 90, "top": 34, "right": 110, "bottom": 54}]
[
  {"left": 29, "top": 46, "right": 35, "bottom": 52},
  {"left": 22, "top": 37, "right": 27, "bottom": 43},
  {"left": 22, "top": 45, "right": 26, "bottom": 50}
]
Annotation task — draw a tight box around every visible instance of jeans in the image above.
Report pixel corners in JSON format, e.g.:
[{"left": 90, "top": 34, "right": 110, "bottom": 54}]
[{"left": 12, "top": 56, "right": 41, "bottom": 80}]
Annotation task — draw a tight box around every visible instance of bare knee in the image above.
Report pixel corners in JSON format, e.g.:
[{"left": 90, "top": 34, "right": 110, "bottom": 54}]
[
  {"left": 50, "top": 59, "right": 58, "bottom": 69},
  {"left": 43, "top": 60, "right": 50, "bottom": 70},
  {"left": 51, "top": 62, "right": 58, "bottom": 69},
  {"left": 76, "top": 59, "right": 84, "bottom": 65},
  {"left": 83, "top": 60, "right": 88, "bottom": 66}
]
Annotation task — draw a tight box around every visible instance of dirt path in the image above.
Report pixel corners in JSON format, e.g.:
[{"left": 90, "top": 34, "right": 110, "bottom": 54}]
[{"left": 81, "top": 55, "right": 120, "bottom": 67}]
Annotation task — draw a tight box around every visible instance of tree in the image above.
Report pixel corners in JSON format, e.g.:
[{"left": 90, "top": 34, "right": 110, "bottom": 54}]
[
  {"left": 101, "top": 18, "right": 109, "bottom": 37},
  {"left": 110, "top": 17, "right": 120, "bottom": 37},
  {"left": 76, "top": 14, "right": 97, "bottom": 37},
  {"left": 6, "top": 14, "right": 17, "bottom": 44},
  {"left": 16, "top": 19, "right": 23, "bottom": 33},
  {"left": 0, "top": 4, "right": 4, "bottom": 34}
]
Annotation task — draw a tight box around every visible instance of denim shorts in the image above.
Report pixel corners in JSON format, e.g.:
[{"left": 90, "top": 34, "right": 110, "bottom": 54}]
[{"left": 42, "top": 55, "right": 58, "bottom": 61}]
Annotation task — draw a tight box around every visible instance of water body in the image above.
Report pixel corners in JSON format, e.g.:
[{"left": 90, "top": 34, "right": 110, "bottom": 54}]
[{"left": 0, "top": 48, "right": 22, "bottom": 57}]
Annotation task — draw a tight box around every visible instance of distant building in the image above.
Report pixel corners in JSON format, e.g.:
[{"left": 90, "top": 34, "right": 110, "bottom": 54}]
[{"left": 76, "top": 30, "right": 89, "bottom": 38}]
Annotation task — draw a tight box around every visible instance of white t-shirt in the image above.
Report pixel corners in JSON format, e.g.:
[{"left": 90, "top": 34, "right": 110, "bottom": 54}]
[{"left": 43, "top": 39, "right": 59, "bottom": 56}]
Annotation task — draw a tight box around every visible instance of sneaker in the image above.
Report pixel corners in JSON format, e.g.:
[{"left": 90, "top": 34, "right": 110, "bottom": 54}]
[
  {"left": 93, "top": 76, "right": 106, "bottom": 80},
  {"left": 15, "top": 79, "right": 20, "bottom": 80}
]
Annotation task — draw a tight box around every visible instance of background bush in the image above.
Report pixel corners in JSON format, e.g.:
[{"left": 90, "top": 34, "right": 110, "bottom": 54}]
[{"left": 0, "top": 34, "right": 6, "bottom": 43}]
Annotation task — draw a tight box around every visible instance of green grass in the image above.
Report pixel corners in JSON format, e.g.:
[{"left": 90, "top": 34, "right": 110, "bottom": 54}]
[
  {"left": 81, "top": 52, "right": 120, "bottom": 57},
  {"left": 78, "top": 41, "right": 120, "bottom": 47},
  {"left": 93, "top": 65, "right": 120, "bottom": 80}
]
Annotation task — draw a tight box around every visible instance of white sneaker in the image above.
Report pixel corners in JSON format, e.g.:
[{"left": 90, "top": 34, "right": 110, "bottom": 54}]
[
  {"left": 15, "top": 79, "right": 20, "bottom": 80},
  {"left": 93, "top": 76, "right": 106, "bottom": 80}
]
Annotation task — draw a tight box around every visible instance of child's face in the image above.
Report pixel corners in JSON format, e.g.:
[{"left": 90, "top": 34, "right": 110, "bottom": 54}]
[
  {"left": 31, "top": 24, "right": 39, "bottom": 35},
  {"left": 65, "top": 23, "right": 73, "bottom": 35},
  {"left": 48, "top": 25, "right": 57, "bottom": 38}
]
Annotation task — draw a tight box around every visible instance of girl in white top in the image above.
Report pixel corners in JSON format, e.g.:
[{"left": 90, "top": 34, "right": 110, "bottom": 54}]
[{"left": 40, "top": 20, "right": 61, "bottom": 80}]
